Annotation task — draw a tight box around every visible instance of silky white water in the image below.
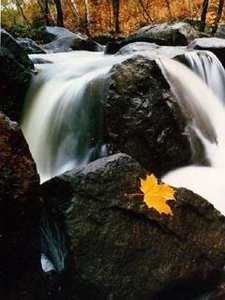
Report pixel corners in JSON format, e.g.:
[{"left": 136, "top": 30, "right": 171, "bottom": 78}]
[
  {"left": 22, "top": 49, "right": 225, "bottom": 215},
  {"left": 184, "top": 51, "right": 225, "bottom": 102},
  {"left": 159, "top": 54, "right": 225, "bottom": 215},
  {"left": 22, "top": 51, "right": 128, "bottom": 182}
]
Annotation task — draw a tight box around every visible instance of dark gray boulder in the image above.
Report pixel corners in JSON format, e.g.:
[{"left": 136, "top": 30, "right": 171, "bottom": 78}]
[
  {"left": 30, "top": 57, "right": 53, "bottom": 64},
  {"left": 130, "top": 22, "right": 199, "bottom": 46},
  {"left": 105, "top": 55, "right": 194, "bottom": 176},
  {"left": 17, "top": 37, "right": 46, "bottom": 54},
  {"left": 0, "top": 29, "right": 34, "bottom": 121},
  {"left": 116, "top": 41, "right": 159, "bottom": 55},
  {"left": 41, "top": 153, "right": 225, "bottom": 300},
  {"left": 0, "top": 112, "right": 41, "bottom": 299},
  {"left": 43, "top": 26, "right": 78, "bottom": 40},
  {"left": 215, "top": 24, "right": 225, "bottom": 39},
  {"left": 188, "top": 37, "right": 225, "bottom": 67},
  {"left": 43, "top": 35, "right": 103, "bottom": 52},
  {"left": 105, "top": 22, "right": 199, "bottom": 55},
  {"left": 42, "top": 26, "right": 103, "bottom": 53}
]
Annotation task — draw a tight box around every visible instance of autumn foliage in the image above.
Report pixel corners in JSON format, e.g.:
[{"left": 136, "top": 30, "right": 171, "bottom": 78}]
[
  {"left": 140, "top": 174, "right": 175, "bottom": 215},
  {"left": 1, "top": 0, "right": 225, "bottom": 37}
]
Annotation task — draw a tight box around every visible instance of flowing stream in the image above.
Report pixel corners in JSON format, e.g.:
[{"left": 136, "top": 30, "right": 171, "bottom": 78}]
[
  {"left": 159, "top": 52, "right": 225, "bottom": 215},
  {"left": 22, "top": 47, "right": 225, "bottom": 298},
  {"left": 22, "top": 52, "right": 127, "bottom": 182},
  {"left": 23, "top": 49, "right": 225, "bottom": 215}
]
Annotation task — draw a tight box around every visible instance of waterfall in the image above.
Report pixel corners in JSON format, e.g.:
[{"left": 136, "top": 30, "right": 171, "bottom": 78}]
[
  {"left": 183, "top": 50, "right": 225, "bottom": 102},
  {"left": 22, "top": 51, "right": 127, "bottom": 183},
  {"left": 159, "top": 54, "right": 225, "bottom": 214},
  {"left": 23, "top": 49, "right": 225, "bottom": 214}
]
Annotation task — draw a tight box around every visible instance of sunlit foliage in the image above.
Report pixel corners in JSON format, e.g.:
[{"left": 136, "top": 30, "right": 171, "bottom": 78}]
[{"left": 1, "top": 0, "right": 225, "bottom": 36}]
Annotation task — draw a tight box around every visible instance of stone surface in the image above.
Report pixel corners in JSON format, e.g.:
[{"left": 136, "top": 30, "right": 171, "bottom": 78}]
[
  {"left": 44, "top": 26, "right": 78, "bottom": 40},
  {"left": 0, "top": 112, "right": 41, "bottom": 299},
  {"left": 116, "top": 41, "right": 159, "bottom": 55},
  {"left": 105, "top": 22, "right": 199, "bottom": 54},
  {"left": 130, "top": 22, "right": 199, "bottom": 46},
  {"left": 17, "top": 37, "right": 46, "bottom": 54},
  {"left": 43, "top": 35, "right": 103, "bottom": 52},
  {"left": 188, "top": 37, "right": 225, "bottom": 67},
  {"left": 0, "top": 29, "right": 34, "bottom": 121},
  {"left": 42, "top": 26, "right": 103, "bottom": 53},
  {"left": 215, "top": 24, "right": 225, "bottom": 39},
  {"left": 42, "top": 153, "right": 225, "bottom": 300},
  {"left": 105, "top": 55, "right": 193, "bottom": 176},
  {"left": 30, "top": 57, "right": 53, "bottom": 64}
]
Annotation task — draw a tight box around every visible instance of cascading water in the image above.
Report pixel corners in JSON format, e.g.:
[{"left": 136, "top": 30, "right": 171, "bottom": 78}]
[
  {"left": 22, "top": 52, "right": 128, "bottom": 183},
  {"left": 159, "top": 53, "right": 225, "bottom": 215},
  {"left": 184, "top": 50, "right": 225, "bottom": 102},
  {"left": 22, "top": 48, "right": 225, "bottom": 299},
  {"left": 23, "top": 49, "right": 225, "bottom": 215}
]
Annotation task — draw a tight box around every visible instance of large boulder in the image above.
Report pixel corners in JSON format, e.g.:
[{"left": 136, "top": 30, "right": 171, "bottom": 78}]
[
  {"left": 215, "top": 24, "right": 225, "bottom": 39},
  {"left": 105, "top": 55, "right": 194, "bottom": 176},
  {"left": 105, "top": 22, "right": 199, "bottom": 55},
  {"left": 43, "top": 26, "right": 78, "bottom": 40},
  {"left": 17, "top": 37, "right": 46, "bottom": 54},
  {"left": 41, "top": 153, "right": 225, "bottom": 300},
  {"left": 130, "top": 22, "right": 199, "bottom": 46},
  {"left": 188, "top": 37, "right": 225, "bottom": 67},
  {"left": 42, "top": 26, "right": 103, "bottom": 53},
  {"left": 0, "top": 29, "right": 34, "bottom": 121},
  {"left": 0, "top": 112, "right": 41, "bottom": 299}
]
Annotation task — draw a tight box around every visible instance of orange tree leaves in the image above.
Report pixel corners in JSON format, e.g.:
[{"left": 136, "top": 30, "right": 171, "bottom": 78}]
[{"left": 140, "top": 174, "right": 175, "bottom": 215}]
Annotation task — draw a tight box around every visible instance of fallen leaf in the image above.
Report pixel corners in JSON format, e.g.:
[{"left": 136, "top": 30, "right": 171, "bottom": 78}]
[{"left": 140, "top": 174, "right": 175, "bottom": 215}]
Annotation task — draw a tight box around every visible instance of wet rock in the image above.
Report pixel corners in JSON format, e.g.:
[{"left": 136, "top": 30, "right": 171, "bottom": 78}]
[
  {"left": 43, "top": 35, "right": 103, "bottom": 52},
  {"left": 130, "top": 22, "right": 199, "bottom": 46},
  {"left": 105, "top": 22, "right": 198, "bottom": 55},
  {"left": 215, "top": 24, "right": 225, "bottom": 39},
  {"left": 105, "top": 37, "right": 166, "bottom": 55},
  {"left": 0, "top": 112, "right": 41, "bottom": 299},
  {"left": 17, "top": 38, "right": 46, "bottom": 54},
  {"left": 94, "top": 32, "right": 114, "bottom": 45},
  {"left": 43, "top": 26, "right": 78, "bottom": 40},
  {"left": 0, "top": 29, "right": 34, "bottom": 121},
  {"left": 188, "top": 37, "right": 225, "bottom": 67},
  {"left": 30, "top": 57, "right": 53, "bottom": 64},
  {"left": 105, "top": 55, "right": 193, "bottom": 176},
  {"left": 42, "top": 26, "right": 103, "bottom": 53},
  {"left": 42, "top": 153, "right": 225, "bottom": 300},
  {"left": 116, "top": 41, "right": 158, "bottom": 55}
]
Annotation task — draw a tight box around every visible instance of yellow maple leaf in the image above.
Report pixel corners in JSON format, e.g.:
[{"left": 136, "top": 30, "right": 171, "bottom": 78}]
[{"left": 140, "top": 174, "right": 175, "bottom": 215}]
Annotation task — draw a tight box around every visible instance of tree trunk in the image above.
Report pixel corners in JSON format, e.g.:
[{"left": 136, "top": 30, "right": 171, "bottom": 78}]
[
  {"left": 213, "top": 0, "right": 224, "bottom": 32},
  {"left": 36, "top": 0, "right": 50, "bottom": 25},
  {"left": 53, "top": 0, "right": 64, "bottom": 27},
  {"left": 83, "top": 0, "right": 91, "bottom": 35},
  {"left": 112, "top": 0, "right": 120, "bottom": 33},
  {"left": 200, "top": 0, "right": 209, "bottom": 32},
  {"left": 14, "top": 0, "right": 31, "bottom": 28},
  {"left": 45, "top": 0, "right": 50, "bottom": 25},
  {"left": 165, "top": 0, "right": 172, "bottom": 18},
  {"left": 70, "top": 0, "right": 80, "bottom": 21},
  {"left": 138, "top": 0, "right": 153, "bottom": 22}
]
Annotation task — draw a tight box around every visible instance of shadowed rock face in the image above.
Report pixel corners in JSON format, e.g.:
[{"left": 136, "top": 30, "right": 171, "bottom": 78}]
[
  {"left": 17, "top": 38, "right": 46, "bottom": 54},
  {"left": 42, "top": 153, "right": 225, "bottom": 300},
  {"left": 105, "top": 22, "right": 199, "bottom": 55},
  {"left": 105, "top": 55, "right": 193, "bottom": 176},
  {"left": 215, "top": 25, "right": 225, "bottom": 39},
  {"left": 42, "top": 26, "right": 103, "bottom": 53},
  {"left": 131, "top": 22, "right": 199, "bottom": 46},
  {"left": 0, "top": 29, "right": 34, "bottom": 122},
  {"left": 0, "top": 112, "right": 41, "bottom": 299}
]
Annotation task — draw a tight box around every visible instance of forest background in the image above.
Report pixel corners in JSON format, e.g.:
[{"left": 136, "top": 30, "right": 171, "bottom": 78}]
[{"left": 1, "top": 0, "right": 225, "bottom": 41}]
